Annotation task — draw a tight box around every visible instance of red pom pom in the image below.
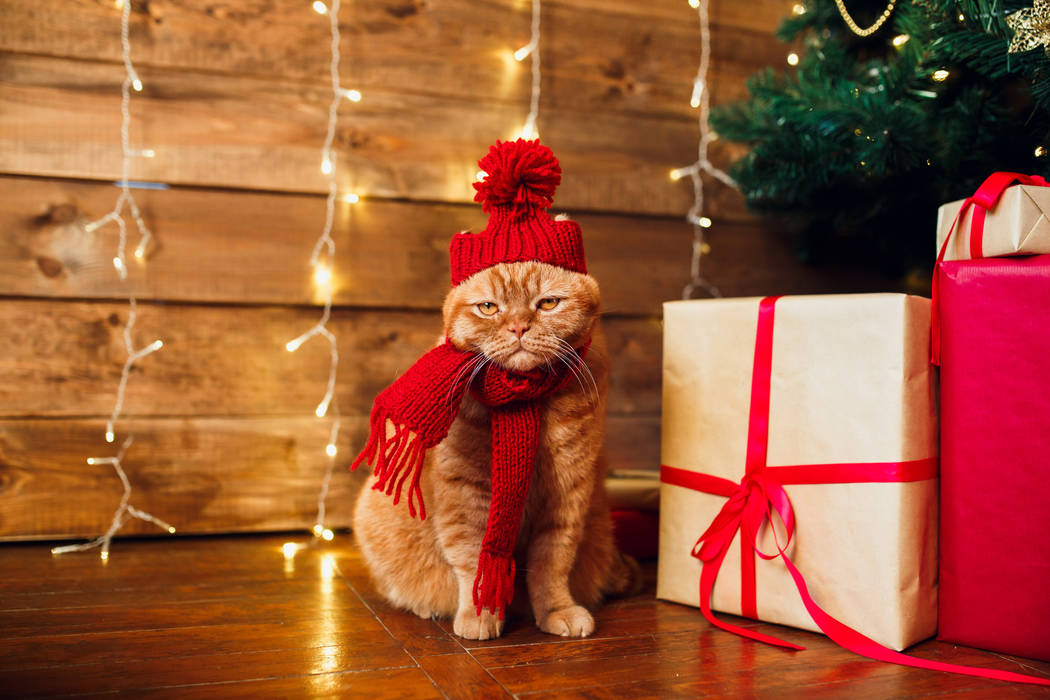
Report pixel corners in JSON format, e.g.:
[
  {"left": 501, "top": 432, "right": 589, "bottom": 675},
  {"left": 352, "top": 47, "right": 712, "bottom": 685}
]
[{"left": 473, "top": 139, "right": 561, "bottom": 213}]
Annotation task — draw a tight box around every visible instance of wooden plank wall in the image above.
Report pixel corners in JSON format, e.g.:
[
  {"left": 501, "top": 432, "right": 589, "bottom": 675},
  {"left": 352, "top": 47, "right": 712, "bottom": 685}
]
[{"left": 0, "top": 0, "right": 894, "bottom": 541}]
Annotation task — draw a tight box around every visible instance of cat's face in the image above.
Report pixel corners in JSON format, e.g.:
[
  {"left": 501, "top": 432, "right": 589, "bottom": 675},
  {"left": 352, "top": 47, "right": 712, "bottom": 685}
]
[{"left": 443, "top": 261, "right": 600, "bottom": 372}]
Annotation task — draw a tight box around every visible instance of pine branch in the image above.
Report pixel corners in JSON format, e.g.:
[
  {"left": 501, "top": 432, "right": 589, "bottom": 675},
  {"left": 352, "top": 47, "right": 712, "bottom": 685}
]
[{"left": 706, "top": 0, "right": 1050, "bottom": 275}]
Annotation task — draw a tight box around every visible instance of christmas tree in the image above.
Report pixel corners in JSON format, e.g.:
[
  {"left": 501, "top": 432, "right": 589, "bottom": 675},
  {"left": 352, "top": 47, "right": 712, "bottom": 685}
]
[{"left": 709, "top": 0, "right": 1050, "bottom": 279}]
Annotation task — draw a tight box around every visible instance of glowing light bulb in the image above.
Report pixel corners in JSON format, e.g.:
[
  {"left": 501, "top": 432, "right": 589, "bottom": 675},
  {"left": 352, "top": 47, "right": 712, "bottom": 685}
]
[
  {"left": 313, "top": 265, "right": 332, "bottom": 287},
  {"left": 283, "top": 542, "right": 299, "bottom": 558},
  {"left": 475, "top": 170, "right": 487, "bottom": 182},
  {"left": 313, "top": 524, "right": 324, "bottom": 537},
  {"left": 690, "top": 79, "right": 704, "bottom": 109},
  {"left": 670, "top": 168, "right": 685, "bottom": 181},
  {"left": 932, "top": 69, "right": 950, "bottom": 82},
  {"left": 1035, "top": 146, "right": 1047, "bottom": 157},
  {"left": 321, "top": 554, "right": 335, "bottom": 578},
  {"left": 342, "top": 89, "right": 362, "bottom": 102},
  {"left": 100, "top": 551, "right": 109, "bottom": 561},
  {"left": 315, "top": 403, "right": 328, "bottom": 418},
  {"left": 139, "top": 149, "right": 155, "bottom": 158},
  {"left": 134, "top": 247, "right": 145, "bottom": 260},
  {"left": 322, "top": 528, "right": 334, "bottom": 541},
  {"left": 105, "top": 430, "right": 115, "bottom": 443},
  {"left": 792, "top": 3, "right": 806, "bottom": 14},
  {"left": 688, "top": 0, "right": 700, "bottom": 7},
  {"left": 340, "top": 192, "right": 359, "bottom": 204},
  {"left": 87, "top": 458, "right": 99, "bottom": 465},
  {"left": 698, "top": 216, "right": 712, "bottom": 228},
  {"left": 167, "top": 526, "right": 176, "bottom": 534},
  {"left": 892, "top": 34, "right": 910, "bottom": 47},
  {"left": 286, "top": 338, "right": 304, "bottom": 353},
  {"left": 787, "top": 52, "right": 799, "bottom": 66},
  {"left": 514, "top": 45, "right": 533, "bottom": 61},
  {"left": 132, "top": 78, "right": 143, "bottom": 92},
  {"left": 146, "top": 340, "right": 163, "bottom": 353},
  {"left": 321, "top": 158, "right": 333, "bottom": 175},
  {"left": 313, "top": 1, "right": 328, "bottom": 14},
  {"left": 326, "top": 443, "right": 337, "bottom": 457},
  {"left": 112, "top": 257, "right": 125, "bottom": 274}
]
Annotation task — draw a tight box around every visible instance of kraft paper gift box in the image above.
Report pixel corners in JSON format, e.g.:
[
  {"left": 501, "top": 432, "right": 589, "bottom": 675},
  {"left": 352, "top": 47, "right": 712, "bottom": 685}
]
[
  {"left": 936, "top": 173, "right": 1050, "bottom": 261},
  {"left": 657, "top": 294, "right": 939, "bottom": 652},
  {"left": 937, "top": 256, "right": 1050, "bottom": 662}
]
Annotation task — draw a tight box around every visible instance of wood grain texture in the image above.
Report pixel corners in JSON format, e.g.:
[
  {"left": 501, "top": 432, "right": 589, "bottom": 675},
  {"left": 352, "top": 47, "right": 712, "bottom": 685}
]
[
  {"left": 0, "top": 299, "right": 661, "bottom": 418},
  {"left": 0, "top": 52, "right": 751, "bottom": 218},
  {"left": 0, "top": 0, "right": 789, "bottom": 119},
  {"left": 0, "top": 535, "right": 1046, "bottom": 698},
  {"left": 416, "top": 653, "right": 511, "bottom": 700},
  {"left": 0, "top": 175, "right": 701, "bottom": 314},
  {"left": 0, "top": 415, "right": 657, "bottom": 539},
  {"left": 0, "top": 417, "right": 368, "bottom": 539},
  {"left": 0, "top": 176, "right": 900, "bottom": 314}
]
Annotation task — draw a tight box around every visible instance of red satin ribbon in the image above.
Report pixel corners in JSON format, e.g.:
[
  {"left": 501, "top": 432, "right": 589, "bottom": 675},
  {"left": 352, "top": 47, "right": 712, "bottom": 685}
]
[
  {"left": 663, "top": 295, "right": 1050, "bottom": 686},
  {"left": 930, "top": 172, "right": 1050, "bottom": 365}
]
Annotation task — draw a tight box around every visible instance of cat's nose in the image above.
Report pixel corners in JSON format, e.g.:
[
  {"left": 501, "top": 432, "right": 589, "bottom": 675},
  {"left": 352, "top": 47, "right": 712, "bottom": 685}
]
[{"left": 508, "top": 322, "right": 529, "bottom": 339}]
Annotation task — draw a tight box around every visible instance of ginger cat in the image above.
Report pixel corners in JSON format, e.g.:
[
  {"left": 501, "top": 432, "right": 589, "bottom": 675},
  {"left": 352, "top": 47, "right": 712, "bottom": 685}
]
[{"left": 353, "top": 259, "right": 637, "bottom": 641}]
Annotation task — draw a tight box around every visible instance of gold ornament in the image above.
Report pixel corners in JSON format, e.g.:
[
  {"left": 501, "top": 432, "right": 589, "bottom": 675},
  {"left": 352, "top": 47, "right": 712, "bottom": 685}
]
[
  {"left": 1006, "top": 0, "right": 1050, "bottom": 57},
  {"left": 834, "top": 0, "right": 897, "bottom": 37}
]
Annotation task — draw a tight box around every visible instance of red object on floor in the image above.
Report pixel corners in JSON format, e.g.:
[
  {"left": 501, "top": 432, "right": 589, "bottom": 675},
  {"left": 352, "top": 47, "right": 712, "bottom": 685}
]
[
  {"left": 937, "top": 255, "right": 1050, "bottom": 662},
  {"left": 611, "top": 509, "right": 659, "bottom": 561}
]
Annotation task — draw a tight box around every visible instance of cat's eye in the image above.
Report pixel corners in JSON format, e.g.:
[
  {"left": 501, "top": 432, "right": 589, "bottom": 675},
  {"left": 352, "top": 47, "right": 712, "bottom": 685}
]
[
  {"left": 477, "top": 302, "right": 499, "bottom": 316},
  {"left": 537, "top": 298, "right": 560, "bottom": 311}
]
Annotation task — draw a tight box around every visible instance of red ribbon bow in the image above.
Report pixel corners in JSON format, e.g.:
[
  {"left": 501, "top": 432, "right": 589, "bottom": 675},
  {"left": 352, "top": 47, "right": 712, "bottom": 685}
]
[
  {"left": 663, "top": 295, "right": 1050, "bottom": 685},
  {"left": 931, "top": 172, "right": 1050, "bottom": 365},
  {"left": 694, "top": 473, "right": 794, "bottom": 567}
]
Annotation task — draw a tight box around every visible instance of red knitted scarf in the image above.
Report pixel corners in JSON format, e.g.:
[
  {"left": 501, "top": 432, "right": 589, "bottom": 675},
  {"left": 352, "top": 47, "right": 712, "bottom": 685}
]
[{"left": 350, "top": 340, "right": 583, "bottom": 618}]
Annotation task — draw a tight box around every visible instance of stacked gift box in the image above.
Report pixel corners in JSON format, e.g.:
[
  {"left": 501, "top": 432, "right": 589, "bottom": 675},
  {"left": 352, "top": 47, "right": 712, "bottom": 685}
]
[
  {"left": 656, "top": 173, "right": 1050, "bottom": 679},
  {"left": 934, "top": 174, "right": 1050, "bottom": 662}
]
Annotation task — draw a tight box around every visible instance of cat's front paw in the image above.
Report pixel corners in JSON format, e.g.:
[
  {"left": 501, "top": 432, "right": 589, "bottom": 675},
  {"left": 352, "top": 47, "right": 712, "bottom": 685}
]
[
  {"left": 537, "top": 605, "right": 594, "bottom": 637},
  {"left": 453, "top": 607, "right": 504, "bottom": 641}
]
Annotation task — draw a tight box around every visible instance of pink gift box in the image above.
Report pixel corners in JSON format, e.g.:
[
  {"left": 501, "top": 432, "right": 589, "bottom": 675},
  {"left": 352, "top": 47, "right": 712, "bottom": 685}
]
[{"left": 937, "top": 255, "right": 1050, "bottom": 662}]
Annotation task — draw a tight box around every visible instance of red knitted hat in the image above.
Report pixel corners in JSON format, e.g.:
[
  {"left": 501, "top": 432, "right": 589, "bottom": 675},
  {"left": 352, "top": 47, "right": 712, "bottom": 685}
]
[{"left": 450, "top": 139, "right": 587, "bottom": 286}]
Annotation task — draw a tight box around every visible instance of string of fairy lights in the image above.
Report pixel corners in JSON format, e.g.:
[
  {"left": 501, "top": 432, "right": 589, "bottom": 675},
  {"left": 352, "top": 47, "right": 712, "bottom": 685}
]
[
  {"left": 53, "top": 0, "right": 173, "bottom": 559},
  {"left": 516, "top": 0, "right": 542, "bottom": 140},
  {"left": 51, "top": 438, "right": 175, "bottom": 560},
  {"left": 285, "top": 0, "right": 363, "bottom": 543},
  {"left": 474, "top": 0, "right": 543, "bottom": 181},
  {"left": 671, "top": 0, "right": 736, "bottom": 299}
]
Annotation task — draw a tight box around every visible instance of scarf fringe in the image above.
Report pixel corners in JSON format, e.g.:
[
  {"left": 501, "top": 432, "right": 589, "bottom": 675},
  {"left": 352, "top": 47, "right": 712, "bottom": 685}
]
[
  {"left": 473, "top": 550, "right": 516, "bottom": 620},
  {"left": 350, "top": 408, "right": 428, "bottom": 520}
]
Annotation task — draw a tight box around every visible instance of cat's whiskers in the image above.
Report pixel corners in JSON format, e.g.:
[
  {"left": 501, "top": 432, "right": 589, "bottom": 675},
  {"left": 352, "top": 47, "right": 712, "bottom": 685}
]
[
  {"left": 544, "top": 343, "right": 596, "bottom": 407},
  {"left": 443, "top": 353, "right": 490, "bottom": 425},
  {"left": 465, "top": 354, "right": 492, "bottom": 393},
  {"left": 552, "top": 336, "right": 600, "bottom": 405},
  {"left": 446, "top": 353, "right": 487, "bottom": 406},
  {"left": 555, "top": 352, "right": 595, "bottom": 407}
]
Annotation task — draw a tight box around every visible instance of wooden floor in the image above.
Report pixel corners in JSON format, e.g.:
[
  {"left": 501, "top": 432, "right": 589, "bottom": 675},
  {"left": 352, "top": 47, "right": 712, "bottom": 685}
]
[{"left": 1, "top": 535, "right": 1048, "bottom": 699}]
